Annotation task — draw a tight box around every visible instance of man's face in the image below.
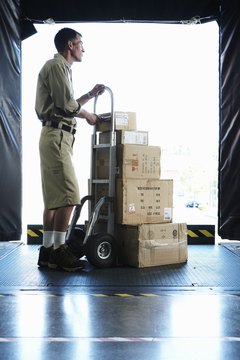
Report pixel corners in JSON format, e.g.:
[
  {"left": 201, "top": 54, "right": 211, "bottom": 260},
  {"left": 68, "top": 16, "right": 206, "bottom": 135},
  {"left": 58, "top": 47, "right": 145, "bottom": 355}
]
[{"left": 69, "top": 35, "right": 85, "bottom": 62}]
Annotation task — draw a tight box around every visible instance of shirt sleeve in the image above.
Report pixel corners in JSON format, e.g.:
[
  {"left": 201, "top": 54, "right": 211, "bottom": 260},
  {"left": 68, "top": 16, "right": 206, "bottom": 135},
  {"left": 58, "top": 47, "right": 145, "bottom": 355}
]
[{"left": 47, "top": 62, "right": 81, "bottom": 116}]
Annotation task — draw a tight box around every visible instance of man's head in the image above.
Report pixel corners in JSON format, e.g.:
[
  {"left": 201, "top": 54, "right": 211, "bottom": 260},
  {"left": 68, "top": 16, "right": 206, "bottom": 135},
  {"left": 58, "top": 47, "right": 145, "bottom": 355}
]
[{"left": 54, "top": 28, "right": 84, "bottom": 63}]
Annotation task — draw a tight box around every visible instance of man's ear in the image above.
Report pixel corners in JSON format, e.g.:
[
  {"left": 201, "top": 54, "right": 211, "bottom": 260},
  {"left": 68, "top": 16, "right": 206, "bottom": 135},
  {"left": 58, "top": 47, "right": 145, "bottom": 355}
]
[{"left": 67, "top": 40, "right": 74, "bottom": 50}]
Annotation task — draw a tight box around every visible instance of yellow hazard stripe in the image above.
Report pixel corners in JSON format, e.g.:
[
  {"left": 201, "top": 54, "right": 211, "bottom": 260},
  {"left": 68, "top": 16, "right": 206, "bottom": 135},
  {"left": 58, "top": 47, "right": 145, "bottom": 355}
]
[
  {"left": 0, "top": 293, "right": 161, "bottom": 298},
  {"left": 27, "top": 229, "right": 44, "bottom": 237},
  {"left": 27, "top": 230, "right": 39, "bottom": 237},
  {"left": 187, "top": 230, "right": 199, "bottom": 237},
  {"left": 199, "top": 229, "right": 214, "bottom": 237},
  {"left": 187, "top": 229, "right": 214, "bottom": 238}
]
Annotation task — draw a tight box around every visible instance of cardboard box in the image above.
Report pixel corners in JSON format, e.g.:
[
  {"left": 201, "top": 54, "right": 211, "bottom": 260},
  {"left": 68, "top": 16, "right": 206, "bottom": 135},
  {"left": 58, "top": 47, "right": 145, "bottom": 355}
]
[
  {"left": 96, "top": 144, "right": 161, "bottom": 179},
  {"left": 99, "top": 130, "right": 148, "bottom": 146},
  {"left": 117, "top": 144, "right": 161, "bottom": 179},
  {"left": 116, "top": 222, "right": 188, "bottom": 268},
  {"left": 116, "top": 178, "right": 173, "bottom": 224},
  {"left": 96, "top": 111, "right": 137, "bottom": 132}
]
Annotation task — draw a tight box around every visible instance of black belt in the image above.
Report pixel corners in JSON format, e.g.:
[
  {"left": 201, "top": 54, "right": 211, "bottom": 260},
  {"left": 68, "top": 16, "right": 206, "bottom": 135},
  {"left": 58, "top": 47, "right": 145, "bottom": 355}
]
[{"left": 42, "top": 121, "right": 76, "bottom": 135}]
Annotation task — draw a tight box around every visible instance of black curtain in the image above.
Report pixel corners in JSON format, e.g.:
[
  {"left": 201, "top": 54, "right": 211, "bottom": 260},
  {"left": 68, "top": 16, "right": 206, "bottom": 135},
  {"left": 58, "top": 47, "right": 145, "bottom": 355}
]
[
  {"left": 218, "top": 0, "right": 240, "bottom": 239},
  {"left": 0, "top": 0, "right": 22, "bottom": 240},
  {"left": 20, "top": 0, "right": 219, "bottom": 23}
]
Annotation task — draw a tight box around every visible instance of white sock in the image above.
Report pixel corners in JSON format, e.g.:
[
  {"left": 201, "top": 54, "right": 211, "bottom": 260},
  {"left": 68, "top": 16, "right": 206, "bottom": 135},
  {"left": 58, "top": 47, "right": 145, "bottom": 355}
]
[
  {"left": 43, "top": 231, "right": 54, "bottom": 248},
  {"left": 53, "top": 231, "right": 66, "bottom": 249}
]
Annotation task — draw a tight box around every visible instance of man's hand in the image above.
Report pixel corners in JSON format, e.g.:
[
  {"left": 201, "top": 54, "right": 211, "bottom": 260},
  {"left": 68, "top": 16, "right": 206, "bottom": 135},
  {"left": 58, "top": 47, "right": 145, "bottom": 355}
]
[
  {"left": 77, "top": 84, "right": 105, "bottom": 106},
  {"left": 89, "top": 84, "right": 105, "bottom": 98},
  {"left": 86, "top": 113, "right": 98, "bottom": 125}
]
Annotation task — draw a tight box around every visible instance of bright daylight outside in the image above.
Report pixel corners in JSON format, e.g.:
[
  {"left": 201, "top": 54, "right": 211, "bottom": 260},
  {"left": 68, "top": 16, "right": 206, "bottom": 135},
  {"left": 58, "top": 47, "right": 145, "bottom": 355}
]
[{"left": 21, "top": 21, "right": 219, "bottom": 242}]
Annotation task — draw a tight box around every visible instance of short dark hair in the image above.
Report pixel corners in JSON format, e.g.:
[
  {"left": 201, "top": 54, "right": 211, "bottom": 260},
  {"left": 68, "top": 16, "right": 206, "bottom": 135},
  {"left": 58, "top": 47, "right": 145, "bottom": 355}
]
[{"left": 54, "top": 28, "right": 82, "bottom": 52}]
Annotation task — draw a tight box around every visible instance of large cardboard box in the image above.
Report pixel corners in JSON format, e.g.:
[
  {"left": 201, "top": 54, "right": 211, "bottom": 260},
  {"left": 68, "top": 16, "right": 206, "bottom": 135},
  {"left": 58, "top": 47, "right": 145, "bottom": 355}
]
[
  {"left": 96, "top": 111, "right": 137, "bottom": 132},
  {"left": 116, "top": 222, "right": 188, "bottom": 268},
  {"left": 99, "top": 130, "right": 148, "bottom": 146},
  {"left": 96, "top": 144, "right": 161, "bottom": 179},
  {"left": 116, "top": 178, "right": 173, "bottom": 224},
  {"left": 117, "top": 144, "right": 161, "bottom": 179}
]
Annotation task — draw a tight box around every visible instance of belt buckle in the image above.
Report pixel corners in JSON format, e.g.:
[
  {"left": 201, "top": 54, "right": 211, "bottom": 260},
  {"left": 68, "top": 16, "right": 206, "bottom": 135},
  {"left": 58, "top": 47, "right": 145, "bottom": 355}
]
[
  {"left": 69, "top": 124, "right": 75, "bottom": 134},
  {"left": 59, "top": 121, "right": 74, "bottom": 133},
  {"left": 65, "top": 123, "right": 76, "bottom": 134}
]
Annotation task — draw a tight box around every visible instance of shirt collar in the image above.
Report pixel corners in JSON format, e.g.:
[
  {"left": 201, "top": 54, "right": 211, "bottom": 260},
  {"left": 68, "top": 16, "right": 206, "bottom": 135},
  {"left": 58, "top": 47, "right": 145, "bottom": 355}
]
[{"left": 54, "top": 53, "right": 71, "bottom": 69}]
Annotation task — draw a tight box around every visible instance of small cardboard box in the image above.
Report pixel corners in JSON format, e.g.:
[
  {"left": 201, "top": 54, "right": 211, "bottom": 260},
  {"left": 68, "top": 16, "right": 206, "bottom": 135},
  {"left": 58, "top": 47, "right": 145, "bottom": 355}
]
[
  {"left": 116, "top": 178, "right": 173, "bottom": 225},
  {"left": 117, "top": 144, "right": 161, "bottom": 179},
  {"left": 116, "top": 222, "right": 188, "bottom": 268},
  {"left": 99, "top": 130, "right": 148, "bottom": 146},
  {"left": 96, "top": 111, "right": 137, "bottom": 132}
]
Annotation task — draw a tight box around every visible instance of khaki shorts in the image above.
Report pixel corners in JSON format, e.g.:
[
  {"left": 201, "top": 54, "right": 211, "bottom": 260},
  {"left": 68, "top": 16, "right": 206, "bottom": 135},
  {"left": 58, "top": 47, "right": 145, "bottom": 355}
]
[{"left": 39, "top": 126, "right": 80, "bottom": 209}]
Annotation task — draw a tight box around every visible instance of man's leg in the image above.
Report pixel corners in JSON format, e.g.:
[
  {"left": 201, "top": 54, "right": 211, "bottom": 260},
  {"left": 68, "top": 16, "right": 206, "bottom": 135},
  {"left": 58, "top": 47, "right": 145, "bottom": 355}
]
[
  {"left": 43, "top": 208, "right": 56, "bottom": 231},
  {"left": 52, "top": 206, "right": 74, "bottom": 232},
  {"left": 46, "top": 205, "right": 83, "bottom": 272},
  {"left": 43, "top": 206, "right": 74, "bottom": 248},
  {"left": 37, "top": 208, "right": 55, "bottom": 267},
  {"left": 38, "top": 206, "right": 74, "bottom": 266},
  {"left": 52, "top": 206, "right": 74, "bottom": 249},
  {"left": 42, "top": 208, "right": 55, "bottom": 248}
]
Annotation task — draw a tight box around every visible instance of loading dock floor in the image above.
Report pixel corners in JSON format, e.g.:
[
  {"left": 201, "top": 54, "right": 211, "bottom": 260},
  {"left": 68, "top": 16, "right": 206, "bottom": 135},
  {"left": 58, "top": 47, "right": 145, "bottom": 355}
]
[{"left": 0, "top": 243, "right": 240, "bottom": 359}]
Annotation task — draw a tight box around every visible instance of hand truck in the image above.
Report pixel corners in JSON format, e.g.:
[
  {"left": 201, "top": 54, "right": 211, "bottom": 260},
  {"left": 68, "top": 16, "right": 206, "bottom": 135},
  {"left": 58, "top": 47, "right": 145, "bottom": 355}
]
[{"left": 66, "top": 86, "right": 117, "bottom": 268}]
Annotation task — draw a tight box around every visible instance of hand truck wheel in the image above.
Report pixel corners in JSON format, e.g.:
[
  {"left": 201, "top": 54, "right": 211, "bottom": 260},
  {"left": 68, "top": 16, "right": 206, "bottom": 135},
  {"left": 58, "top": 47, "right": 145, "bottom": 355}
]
[{"left": 85, "top": 233, "right": 117, "bottom": 268}]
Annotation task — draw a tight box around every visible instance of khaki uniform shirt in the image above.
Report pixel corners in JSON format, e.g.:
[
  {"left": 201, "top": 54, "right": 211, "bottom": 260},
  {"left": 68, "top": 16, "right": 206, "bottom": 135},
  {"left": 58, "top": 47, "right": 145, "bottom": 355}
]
[{"left": 35, "top": 54, "right": 80, "bottom": 126}]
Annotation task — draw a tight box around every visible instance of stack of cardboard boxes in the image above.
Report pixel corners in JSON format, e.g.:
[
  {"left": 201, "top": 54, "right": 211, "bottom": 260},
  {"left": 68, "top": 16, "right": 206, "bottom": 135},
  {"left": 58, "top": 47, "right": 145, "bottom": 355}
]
[{"left": 96, "top": 111, "right": 188, "bottom": 268}]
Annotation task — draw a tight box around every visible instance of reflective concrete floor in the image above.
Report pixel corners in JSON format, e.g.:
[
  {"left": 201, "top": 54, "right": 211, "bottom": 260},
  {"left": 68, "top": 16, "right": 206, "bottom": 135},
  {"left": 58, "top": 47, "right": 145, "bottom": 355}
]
[
  {"left": 1, "top": 291, "right": 240, "bottom": 359},
  {"left": 1, "top": 244, "right": 240, "bottom": 359}
]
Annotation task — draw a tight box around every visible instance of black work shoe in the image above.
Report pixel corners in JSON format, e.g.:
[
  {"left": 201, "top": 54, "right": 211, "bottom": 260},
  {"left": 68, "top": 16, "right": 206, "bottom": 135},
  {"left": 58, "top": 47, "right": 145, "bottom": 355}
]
[
  {"left": 48, "top": 245, "right": 84, "bottom": 272},
  {"left": 38, "top": 245, "right": 53, "bottom": 267}
]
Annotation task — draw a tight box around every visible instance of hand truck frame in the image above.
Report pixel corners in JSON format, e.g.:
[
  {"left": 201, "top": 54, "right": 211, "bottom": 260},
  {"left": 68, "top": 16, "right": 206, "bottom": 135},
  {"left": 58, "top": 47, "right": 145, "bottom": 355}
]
[{"left": 66, "top": 86, "right": 118, "bottom": 268}]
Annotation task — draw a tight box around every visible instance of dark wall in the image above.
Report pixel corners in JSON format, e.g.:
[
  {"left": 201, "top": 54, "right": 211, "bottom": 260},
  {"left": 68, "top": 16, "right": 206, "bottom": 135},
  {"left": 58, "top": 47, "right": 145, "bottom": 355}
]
[{"left": 0, "top": 0, "right": 22, "bottom": 240}]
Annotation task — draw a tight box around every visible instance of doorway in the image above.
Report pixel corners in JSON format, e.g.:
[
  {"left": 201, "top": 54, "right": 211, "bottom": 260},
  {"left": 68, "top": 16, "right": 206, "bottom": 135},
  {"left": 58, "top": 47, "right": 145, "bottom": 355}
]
[{"left": 21, "top": 21, "right": 219, "bottom": 241}]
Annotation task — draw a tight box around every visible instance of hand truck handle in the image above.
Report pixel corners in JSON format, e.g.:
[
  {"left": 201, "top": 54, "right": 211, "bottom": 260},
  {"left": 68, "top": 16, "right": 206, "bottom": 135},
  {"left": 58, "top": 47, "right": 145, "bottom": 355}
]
[{"left": 93, "top": 86, "right": 115, "bottom": 132}]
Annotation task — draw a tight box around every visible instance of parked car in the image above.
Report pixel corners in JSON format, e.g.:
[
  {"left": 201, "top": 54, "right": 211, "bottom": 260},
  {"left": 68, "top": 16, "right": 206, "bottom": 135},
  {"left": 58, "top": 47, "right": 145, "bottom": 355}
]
[{"left": 185, "top": 200, "right": 201, "bottom": 208}]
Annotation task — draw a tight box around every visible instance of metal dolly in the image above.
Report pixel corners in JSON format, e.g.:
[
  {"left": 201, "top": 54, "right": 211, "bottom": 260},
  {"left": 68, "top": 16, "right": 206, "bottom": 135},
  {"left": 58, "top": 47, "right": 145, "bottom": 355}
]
[{"left": 66, "top": 86, "right": 117, "bottom": 268}]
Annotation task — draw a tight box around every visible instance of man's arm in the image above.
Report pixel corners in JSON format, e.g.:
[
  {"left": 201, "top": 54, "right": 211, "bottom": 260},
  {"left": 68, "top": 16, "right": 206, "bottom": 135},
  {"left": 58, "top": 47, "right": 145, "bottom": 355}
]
[
  {"left": 75, "top": 109, "right": 98, "bottom": 125},
  {"left": 76, "top": 84, "right": 105, "bottom": 125},
  {"left": 76, "top": 84, "right": 105, "bottom": 106}
]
